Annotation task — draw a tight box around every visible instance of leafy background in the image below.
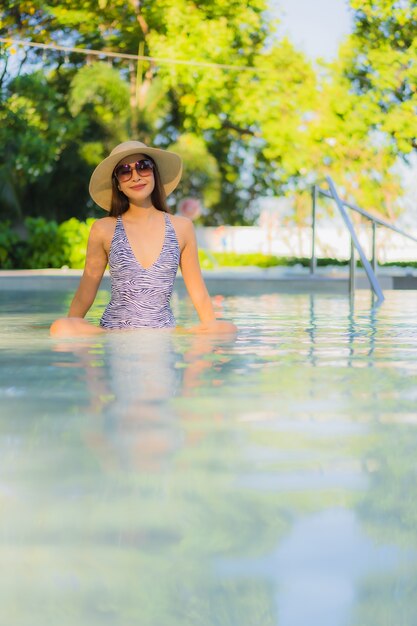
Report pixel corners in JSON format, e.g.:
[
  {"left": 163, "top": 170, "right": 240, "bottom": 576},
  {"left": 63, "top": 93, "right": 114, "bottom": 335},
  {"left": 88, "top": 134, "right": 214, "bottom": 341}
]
[{"left": 1, "top": 0, "right": 416, "bottom": 264}]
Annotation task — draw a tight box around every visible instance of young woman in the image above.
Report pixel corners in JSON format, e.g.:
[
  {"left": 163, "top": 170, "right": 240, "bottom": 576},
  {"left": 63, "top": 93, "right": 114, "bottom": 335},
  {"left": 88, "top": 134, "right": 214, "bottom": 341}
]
[{"left": 50, "top": 141, "right": 236, "bottom": 337}]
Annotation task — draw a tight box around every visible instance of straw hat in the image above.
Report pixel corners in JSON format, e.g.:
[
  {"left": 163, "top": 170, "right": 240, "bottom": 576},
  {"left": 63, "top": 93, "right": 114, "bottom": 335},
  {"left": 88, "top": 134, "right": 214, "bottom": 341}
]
[{"left": 89, "top": 140, "right": 183, "bottom": 211}]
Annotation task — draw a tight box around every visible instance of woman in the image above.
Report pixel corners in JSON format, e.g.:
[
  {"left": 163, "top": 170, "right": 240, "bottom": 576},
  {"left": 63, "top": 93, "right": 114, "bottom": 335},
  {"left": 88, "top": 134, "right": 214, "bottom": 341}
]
[{"left": 50, "top": 140, "right": 236, "bottom": 336}]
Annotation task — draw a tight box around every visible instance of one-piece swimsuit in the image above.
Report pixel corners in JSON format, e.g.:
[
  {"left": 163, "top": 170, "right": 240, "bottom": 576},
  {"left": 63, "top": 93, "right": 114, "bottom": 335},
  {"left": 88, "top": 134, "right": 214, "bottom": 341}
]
[{"left": 100, "top": 212, "right": 180, "bottom": 329}]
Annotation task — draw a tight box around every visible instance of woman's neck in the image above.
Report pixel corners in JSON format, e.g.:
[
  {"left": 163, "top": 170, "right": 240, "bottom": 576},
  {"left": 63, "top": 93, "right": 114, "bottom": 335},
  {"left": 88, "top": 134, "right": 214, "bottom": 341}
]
[{"left": 126, "top": 203, "right": 157, "bottom": 220}]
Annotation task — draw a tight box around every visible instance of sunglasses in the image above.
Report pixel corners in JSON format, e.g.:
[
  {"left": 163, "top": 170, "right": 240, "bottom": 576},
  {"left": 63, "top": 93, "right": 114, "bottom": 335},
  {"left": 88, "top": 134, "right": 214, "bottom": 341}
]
[{"left": 114, "top": 158, "right": 155, "bottom": 183}]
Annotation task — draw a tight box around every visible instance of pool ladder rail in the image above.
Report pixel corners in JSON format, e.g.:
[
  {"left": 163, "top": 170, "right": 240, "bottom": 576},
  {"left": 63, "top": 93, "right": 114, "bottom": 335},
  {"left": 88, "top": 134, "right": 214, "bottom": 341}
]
[{"left": 310, "top": 176, "right": 417, "bottom": 306}]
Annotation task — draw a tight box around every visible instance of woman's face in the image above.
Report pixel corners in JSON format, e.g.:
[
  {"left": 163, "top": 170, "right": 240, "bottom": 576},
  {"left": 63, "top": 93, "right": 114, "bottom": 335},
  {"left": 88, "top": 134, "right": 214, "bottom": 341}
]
[{"left": 115, "top": 152, "right": 155, "bottom": 202}]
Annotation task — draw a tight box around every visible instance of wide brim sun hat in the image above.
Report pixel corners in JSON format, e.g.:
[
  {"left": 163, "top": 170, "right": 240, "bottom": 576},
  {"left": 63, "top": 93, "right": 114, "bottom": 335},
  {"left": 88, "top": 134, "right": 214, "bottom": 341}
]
[{"left": 89, "top": 140, "right": 183, "bottom": 211}]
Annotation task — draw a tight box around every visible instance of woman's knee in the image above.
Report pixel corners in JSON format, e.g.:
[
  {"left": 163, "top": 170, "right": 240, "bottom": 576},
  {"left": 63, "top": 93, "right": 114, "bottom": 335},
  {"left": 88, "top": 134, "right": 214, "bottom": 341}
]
[
  {"left": 50, "top": 317, "right": 104, "bottom": 337},
  {"left": 50, "top": 317, "right": 77, "bottom": 337}
]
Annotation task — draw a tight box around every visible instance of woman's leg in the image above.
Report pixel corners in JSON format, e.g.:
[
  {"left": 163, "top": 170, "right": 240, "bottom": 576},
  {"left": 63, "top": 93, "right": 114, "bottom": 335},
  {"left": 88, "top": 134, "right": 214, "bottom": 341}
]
[{"left": 50, "top": 317, "right": 105, "bottom": 337}]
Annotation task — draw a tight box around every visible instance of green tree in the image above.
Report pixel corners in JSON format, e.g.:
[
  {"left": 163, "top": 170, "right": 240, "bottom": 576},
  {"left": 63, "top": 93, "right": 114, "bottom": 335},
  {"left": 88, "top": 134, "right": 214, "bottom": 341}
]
[
  {"left": 300, "top": 55, "right": 402, "bottom": 220},
  {"left": 345, "top": 0, "right": 417, "bottom": 156},
  {"left": 0, "top": 70, "right": 72, "bottom": 217},
  {"left": 0, "top": 0, "right": 412, "bottom": 225},
  {"left": 169, "top": 133, "right": 221, "bottom": 218},
  {"left": 1, "top": 0, "right": 283, "bottom": 223}
]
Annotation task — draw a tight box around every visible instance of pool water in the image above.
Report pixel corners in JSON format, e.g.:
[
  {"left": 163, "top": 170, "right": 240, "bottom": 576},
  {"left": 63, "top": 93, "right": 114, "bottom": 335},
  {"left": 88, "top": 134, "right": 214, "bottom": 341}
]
[{"left": 1, "top": 288, "right": 417, "bottom": 626}]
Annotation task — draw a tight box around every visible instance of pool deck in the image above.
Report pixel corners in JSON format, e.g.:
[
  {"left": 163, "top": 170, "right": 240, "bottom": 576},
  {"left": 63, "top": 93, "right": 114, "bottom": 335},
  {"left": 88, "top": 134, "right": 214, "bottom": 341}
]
[{"left": 1, "top": 266, "right": 417, "bottom": 294}]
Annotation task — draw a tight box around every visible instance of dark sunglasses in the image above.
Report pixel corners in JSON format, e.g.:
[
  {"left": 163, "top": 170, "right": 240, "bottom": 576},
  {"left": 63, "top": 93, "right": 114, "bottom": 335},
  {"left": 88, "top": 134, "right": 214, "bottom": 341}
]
[{"left": 113, "top": 158, "right": 155, "bottom": 183}]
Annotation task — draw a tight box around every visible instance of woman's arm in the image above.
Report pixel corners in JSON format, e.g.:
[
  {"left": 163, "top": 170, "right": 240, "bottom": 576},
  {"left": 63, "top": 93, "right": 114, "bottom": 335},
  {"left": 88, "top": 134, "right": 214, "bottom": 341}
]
[
  {"left": 67, "top": 220, "right": 108, "bottom": 318},
  {"left": 179, "top": 219, "right": 236, "bottom": 334}
]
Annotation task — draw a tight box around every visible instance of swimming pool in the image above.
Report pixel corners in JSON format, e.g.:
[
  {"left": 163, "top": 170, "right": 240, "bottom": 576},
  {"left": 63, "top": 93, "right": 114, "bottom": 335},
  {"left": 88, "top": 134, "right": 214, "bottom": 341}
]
[{"left": 1, "top": 287, "right": 417, "bottom": 626}]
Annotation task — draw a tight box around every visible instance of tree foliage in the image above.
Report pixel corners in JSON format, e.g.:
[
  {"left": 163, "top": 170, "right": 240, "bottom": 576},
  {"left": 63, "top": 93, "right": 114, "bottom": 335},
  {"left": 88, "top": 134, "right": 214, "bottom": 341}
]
[
  {"left": 344, "top": 0, "right": 417, "bottom": 156},
  {"left": 0, "top": 0, "right": 415, "bottom": 225}
]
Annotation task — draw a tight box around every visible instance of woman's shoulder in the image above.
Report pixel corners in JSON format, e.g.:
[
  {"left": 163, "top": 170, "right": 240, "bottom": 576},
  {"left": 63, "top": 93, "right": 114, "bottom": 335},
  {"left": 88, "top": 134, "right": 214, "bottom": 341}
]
[
  {"left": 91, "top": 215, "right": 117, "bottom": 232},
  {"left": 169, "top": 213, "right": 194, "bottom": 231},
  {"left": 93, "top": 215, "right": 117, "bottom": 225},
  {"left": 168, "top": 214, "right": 195, "bottom": 250},
  {"left": 89, "top": 216, "right": 117, "bottom": 245}
]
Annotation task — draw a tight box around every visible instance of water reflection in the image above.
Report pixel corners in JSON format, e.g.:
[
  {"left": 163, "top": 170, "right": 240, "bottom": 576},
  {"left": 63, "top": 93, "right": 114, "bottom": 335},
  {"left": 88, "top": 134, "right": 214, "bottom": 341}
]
[
  {"left": 51, "top": 330, "right": 239, "bottom": 471},
  {"left": 2, "top": 291, "right": 417, "bottom": 624}
]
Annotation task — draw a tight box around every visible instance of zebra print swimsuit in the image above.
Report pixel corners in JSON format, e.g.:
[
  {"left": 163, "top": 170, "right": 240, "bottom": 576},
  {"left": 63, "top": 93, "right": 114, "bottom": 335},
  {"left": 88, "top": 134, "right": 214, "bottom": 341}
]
[{"left": 100, "top": 212, "right": 180, "bottom": 330}]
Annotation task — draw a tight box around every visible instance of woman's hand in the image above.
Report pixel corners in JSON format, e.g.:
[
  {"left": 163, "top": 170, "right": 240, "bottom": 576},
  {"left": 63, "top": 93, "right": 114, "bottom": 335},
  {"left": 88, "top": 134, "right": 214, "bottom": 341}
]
[{"left": 187, "top": 319, "right": 237, "bottom": 335}]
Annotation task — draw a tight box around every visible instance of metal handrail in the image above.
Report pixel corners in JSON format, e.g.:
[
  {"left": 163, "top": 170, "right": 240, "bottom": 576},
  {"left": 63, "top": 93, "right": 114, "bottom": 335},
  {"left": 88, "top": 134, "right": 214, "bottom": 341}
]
[
  {"left": 317, "top": 188, "right": 417, "bottom": 243},
  {"left": 310, "top": 176, "right": 417, "bottom": 305}
]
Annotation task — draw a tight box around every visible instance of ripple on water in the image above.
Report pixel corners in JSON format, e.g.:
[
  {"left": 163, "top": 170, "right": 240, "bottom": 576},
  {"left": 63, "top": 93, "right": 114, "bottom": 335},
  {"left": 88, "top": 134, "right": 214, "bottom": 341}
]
[{"left": 1, "top": 289, "right": 417, "bottom": 625}]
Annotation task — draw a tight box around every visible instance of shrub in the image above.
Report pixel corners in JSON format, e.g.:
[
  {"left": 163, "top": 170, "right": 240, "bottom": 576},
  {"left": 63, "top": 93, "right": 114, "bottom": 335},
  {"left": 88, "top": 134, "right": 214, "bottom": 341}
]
[
  {"left": 22, "top": 217, "right": 66, "bottom": 269},
  {"left": 197, "top": 250, "right": 360, "bottom": 269},
  {"left": 58, "top": 217, "right": 95, "bottom": 269},
  {"left": 0, "top": 216, "right": 95, "bottom": 269},
  {"left": 0, "top": 221, "right": 23, "bottom": 269}
]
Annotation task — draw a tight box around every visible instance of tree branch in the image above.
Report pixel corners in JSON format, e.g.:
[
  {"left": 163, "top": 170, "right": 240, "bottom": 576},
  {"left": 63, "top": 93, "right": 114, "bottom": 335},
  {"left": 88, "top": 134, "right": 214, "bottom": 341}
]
[
  {"left": 221, "top": 121, "right": 258, "bottom": 137},
  {"left": 0, "top": 52, "right": 9, "bottom": 90}
]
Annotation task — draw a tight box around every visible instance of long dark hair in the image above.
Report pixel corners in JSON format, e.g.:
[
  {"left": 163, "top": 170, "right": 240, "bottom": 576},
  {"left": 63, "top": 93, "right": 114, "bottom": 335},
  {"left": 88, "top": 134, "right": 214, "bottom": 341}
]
[{"left": 109, "top": 157, "right": 170, "bottom": 217}]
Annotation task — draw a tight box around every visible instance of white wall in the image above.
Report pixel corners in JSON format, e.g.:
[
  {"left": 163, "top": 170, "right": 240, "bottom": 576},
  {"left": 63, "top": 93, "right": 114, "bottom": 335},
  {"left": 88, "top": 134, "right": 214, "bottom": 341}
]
[{"left": 195, "top": 225, "right": 417, "bottom": 263}]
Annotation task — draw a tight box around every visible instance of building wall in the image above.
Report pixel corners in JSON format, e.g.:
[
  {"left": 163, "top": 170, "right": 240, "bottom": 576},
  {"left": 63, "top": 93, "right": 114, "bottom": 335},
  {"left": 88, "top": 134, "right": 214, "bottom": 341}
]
[{"left": 195, "top": 225, "right": 417, "bottom": 263}]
